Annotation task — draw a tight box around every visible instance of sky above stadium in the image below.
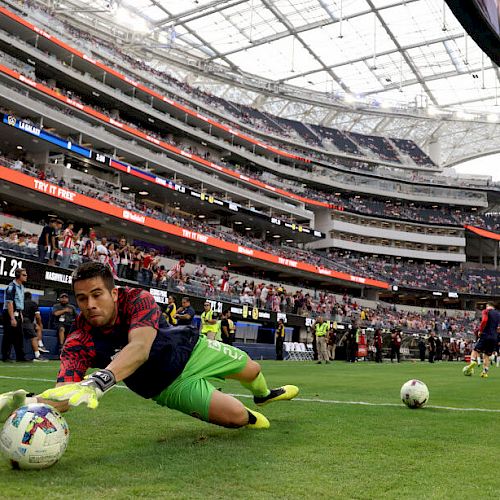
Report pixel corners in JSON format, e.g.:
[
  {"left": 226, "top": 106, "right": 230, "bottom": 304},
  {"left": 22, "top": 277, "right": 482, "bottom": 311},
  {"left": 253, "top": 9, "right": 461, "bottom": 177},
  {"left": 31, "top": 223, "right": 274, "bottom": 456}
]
[{"left": 453, "top": 153, "right": 500, "bottom": 181}]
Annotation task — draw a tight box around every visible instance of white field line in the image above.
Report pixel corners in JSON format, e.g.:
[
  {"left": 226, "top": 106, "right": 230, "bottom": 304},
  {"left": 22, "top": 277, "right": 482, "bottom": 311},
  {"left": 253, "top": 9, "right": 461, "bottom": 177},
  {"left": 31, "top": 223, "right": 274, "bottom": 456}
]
[{"left": 2, "top": 375, "right": 500, "bottom": 413}]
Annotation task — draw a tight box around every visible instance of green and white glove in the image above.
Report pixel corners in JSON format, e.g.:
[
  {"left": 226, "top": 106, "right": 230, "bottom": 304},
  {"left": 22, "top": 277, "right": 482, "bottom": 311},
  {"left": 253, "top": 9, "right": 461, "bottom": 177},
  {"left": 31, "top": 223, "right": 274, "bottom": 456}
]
[
  {"left": 0, "top": 389, "right": 37, "bottom": 422},
  {"left": 39, "top": 370, "right": 116, "bottom": 409}
]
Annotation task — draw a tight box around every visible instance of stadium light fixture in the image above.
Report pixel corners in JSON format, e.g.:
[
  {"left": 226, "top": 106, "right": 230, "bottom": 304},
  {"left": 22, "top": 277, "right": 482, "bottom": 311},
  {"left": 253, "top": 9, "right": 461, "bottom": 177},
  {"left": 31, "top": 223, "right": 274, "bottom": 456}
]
[
  {"left": 16, "top": 145, "right": 23, "bottom": 150},
  {"left": 273, "top": 234, "right": 281, "bottom": 238},
  {"left": 138, "top": 191, "right": 149, "bottom": 195},
  {"left": 244, "top": 227, "right": 252, "bottom": 230},
  {"left": 198, "top": 214, "right": 206, "bottom": 218},
  {"left": 234, "top": 221, "right": 243, "bottom": 224}
]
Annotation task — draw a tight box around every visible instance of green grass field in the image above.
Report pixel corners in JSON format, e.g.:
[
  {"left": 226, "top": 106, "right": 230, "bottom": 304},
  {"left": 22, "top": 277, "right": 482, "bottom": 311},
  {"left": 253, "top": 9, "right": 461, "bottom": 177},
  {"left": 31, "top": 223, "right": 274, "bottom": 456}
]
[{"left": 1, "top": 360, "right": 500, "bottom": 499}]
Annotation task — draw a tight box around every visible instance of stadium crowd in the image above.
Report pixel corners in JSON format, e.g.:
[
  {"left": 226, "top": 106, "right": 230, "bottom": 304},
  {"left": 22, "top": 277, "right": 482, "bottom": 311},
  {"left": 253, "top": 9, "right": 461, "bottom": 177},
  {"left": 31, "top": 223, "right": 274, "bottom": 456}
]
[
  {"left": 2, "top": 154, "right": 499, "bottom": 295},
  {"left": 0, "top": 216, "right": 481, "bottom": 339},
  {"left": 0, "top": 14, "right": 453, "bottom": 177}
]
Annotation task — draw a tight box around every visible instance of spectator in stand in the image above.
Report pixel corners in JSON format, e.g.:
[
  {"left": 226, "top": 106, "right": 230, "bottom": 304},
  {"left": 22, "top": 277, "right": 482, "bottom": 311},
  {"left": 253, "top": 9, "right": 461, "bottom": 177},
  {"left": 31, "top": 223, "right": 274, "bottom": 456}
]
[
  {"left": 59, "top": 221, "right": 82, "bottom": 268},
  {"left": 96, "top": 236, "right": 109, "bottom": 265},
  {"left": 51, "top": 293, "right": 78, "bottom": 349},
  {"left": 167, "top": 258, "right": 186, "bottom": 283},
  {"left": 163, "top": 295, "right": 177, "bottom": 326},
  {"left": 175, "top": 296, "right": 195, "bottom": 326},
  {"left": 37, "top": 218, "right": 59, "bottom": 263},
  {"left": 131, "top": 247, "right": 144, "bottom": 282},
  {"left": 193, "top": 264, "right": 208, "bottom": 278},
  {"left": 81, "top": 231, "right": 97, "bottom": 262},
  {"left": 141, "top": 249, "right": 158, "bottom": 286},
  {"left": 22, "top": 292, "right": 47, "bottom": 362},
  {"left": 220, "top": 267, "right": 230, "bottom": 292},
  {"left": 116, "top": 237, "right": 130, "bottom": 279},
  {"left": 153, "top": 265, "right": 167, "bottom": 286}
]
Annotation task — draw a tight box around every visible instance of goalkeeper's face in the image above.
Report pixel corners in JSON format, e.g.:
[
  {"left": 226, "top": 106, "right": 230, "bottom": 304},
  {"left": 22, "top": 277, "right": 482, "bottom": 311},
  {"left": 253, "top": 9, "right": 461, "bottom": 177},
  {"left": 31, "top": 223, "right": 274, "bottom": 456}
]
[{"left": 74, "top": 277, "right": 119, "bottom": 327}]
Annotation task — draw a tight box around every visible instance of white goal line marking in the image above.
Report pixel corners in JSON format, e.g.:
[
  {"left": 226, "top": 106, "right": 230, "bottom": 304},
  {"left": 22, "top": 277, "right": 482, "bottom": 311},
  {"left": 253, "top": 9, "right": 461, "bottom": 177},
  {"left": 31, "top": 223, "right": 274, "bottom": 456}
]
[{"left": 2, "top": 375, "right": 500, "bottom": 414}]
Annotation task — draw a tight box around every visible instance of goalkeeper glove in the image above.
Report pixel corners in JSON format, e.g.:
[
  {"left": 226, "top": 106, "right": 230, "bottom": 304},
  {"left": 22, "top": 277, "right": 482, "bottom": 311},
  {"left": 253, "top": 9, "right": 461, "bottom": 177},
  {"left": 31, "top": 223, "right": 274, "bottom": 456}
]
[
  {"left": 39, "top": 370, "right": 116, "bottom": 409},
  {"left": 0, "top": 389, "right": 37, "bottom": 423}
]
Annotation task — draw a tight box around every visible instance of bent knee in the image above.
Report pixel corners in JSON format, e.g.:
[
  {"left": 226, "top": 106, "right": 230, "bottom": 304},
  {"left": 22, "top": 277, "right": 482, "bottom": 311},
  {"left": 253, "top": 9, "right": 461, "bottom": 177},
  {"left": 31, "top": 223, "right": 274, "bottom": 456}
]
[{"left": 246, "top": 360, "right": 261, "bottom": 379}]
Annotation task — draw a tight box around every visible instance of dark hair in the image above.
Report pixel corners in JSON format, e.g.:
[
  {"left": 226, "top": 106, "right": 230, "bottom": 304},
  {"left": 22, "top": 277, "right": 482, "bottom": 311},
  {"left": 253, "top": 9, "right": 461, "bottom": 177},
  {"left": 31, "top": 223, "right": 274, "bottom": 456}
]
[
  {"left": 72, "top": 262, "right": 115, "bottom": 291},
  {"left": 182, "top": 296, "right": 190, "bottom": 303},
  {"left": 15, "top": 267, "right": 26, "bottom": 279},
  {"left": 24, "top": 291, "right": 32, "bottom": 300}
]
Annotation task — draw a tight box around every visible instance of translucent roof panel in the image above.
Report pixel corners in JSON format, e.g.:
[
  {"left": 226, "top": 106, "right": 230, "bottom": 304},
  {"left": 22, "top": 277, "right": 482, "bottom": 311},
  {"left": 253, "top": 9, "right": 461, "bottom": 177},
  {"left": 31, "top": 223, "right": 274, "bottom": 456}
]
[
  {"left": 64, "top": 0, "right": 498, "bottom": 113},
  {"left": 53, "top": 0, "right": 500, "bottom": 164}
]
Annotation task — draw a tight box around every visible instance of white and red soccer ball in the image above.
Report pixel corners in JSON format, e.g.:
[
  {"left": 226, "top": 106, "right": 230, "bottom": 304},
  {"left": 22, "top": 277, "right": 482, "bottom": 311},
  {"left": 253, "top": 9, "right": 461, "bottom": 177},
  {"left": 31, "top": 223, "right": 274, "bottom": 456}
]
[{"left": 400, "top": 379, "right": 429, "bottom": 409}]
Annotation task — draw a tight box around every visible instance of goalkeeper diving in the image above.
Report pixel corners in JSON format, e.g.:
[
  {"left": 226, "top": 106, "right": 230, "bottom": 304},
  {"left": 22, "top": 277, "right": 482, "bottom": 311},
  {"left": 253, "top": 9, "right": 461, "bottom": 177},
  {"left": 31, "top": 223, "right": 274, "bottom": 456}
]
[{"left": 0, "top": 262, "right": 298, "bottom": 429}]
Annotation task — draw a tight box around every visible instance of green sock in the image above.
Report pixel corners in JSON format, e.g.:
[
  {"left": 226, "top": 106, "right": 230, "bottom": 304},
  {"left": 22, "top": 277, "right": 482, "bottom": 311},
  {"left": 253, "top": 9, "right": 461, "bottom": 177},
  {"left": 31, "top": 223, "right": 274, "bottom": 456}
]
[{"left": 240, "top": 372, "right": 270, "bottom": 397}]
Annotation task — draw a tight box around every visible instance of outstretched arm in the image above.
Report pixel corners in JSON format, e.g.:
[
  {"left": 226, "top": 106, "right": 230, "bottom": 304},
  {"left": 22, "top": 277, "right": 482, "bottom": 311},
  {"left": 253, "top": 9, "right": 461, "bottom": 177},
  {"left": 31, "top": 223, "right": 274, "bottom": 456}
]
[{"left": 105, "top": 326, "right": 157, "bottom": 382}]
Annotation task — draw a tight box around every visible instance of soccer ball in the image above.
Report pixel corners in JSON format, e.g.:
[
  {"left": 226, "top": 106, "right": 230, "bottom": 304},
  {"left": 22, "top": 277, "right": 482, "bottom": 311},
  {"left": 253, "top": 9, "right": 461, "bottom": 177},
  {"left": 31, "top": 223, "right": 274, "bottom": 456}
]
[
  {"left": 400, "top": 379, "right": 429, "bottom": 409},
  {"left": 0, "top": 403, "right": 69, "bottom": 469}
]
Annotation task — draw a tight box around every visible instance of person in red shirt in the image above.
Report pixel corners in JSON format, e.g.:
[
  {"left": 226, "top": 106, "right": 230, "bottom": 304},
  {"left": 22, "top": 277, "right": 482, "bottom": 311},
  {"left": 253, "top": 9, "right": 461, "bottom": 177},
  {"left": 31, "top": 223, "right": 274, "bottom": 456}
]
[
  {"left": 140, "top": 249, "right": 156, "bottom": 285},
  {"left": 390, "top": 329, "right": 402, "bottom": 363}
]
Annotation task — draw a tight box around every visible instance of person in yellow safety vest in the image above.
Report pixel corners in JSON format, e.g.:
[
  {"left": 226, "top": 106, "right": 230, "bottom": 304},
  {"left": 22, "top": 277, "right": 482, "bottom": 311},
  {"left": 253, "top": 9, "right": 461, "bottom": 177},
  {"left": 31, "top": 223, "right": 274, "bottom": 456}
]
[
  {"left": 313, "top": 316, "right": 330, "bottom": 364},
  {"left": 163, "top": 295, "right": 177, "bottom": 326},
  {"left": 227, "top": 313, "right": 236, "bottom": 343},
  {"left": 201, "top": 302, "right": 219, "bottom": 340}
]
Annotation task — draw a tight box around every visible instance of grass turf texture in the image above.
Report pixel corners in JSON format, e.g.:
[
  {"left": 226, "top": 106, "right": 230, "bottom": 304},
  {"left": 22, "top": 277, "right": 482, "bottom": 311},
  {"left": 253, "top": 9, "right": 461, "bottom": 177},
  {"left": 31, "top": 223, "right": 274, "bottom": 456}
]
[{"left": 1, "top": 361, "right": 500, "bottom": 499}]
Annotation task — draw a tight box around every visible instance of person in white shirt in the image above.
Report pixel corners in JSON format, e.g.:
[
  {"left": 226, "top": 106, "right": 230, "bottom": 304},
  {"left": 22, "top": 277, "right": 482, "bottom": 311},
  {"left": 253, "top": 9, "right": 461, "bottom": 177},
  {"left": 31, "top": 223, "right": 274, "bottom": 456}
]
[{"left": 96, "top": 237, "right": 109, "bottom": 265}]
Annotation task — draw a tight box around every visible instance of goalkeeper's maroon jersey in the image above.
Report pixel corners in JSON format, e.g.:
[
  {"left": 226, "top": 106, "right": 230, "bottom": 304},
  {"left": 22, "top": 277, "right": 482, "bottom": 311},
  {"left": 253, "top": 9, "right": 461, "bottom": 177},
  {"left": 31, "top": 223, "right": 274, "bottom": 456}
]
[{"left": 57, "top": 287, "right": 199, "bottom": 398}]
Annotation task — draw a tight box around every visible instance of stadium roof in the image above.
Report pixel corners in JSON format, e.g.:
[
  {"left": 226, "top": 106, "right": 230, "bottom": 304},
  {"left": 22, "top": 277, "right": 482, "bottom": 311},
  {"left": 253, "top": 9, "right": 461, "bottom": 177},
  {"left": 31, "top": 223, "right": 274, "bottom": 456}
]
[{"left": 40, "top": 0, "right": 500, "bottom": 165}]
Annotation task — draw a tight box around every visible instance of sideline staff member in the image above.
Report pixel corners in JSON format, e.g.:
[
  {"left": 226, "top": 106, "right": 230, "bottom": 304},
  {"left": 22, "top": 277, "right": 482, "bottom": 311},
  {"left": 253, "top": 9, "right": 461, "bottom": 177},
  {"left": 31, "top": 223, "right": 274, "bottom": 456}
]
[
  {"left": 200, "top": 302, "right": 219, "bottom": 340},
  {"left": 52, "top": 293, "right": 78, "bottom": 348},
  {"left": 275, "top": 319, "right": 285, "bottom": 360},
  {"left": 175, "top": 297, "right": 195, "bottom": 326},
  {"left": 1, "top": 268, "right": 28, "bottom": 362}
]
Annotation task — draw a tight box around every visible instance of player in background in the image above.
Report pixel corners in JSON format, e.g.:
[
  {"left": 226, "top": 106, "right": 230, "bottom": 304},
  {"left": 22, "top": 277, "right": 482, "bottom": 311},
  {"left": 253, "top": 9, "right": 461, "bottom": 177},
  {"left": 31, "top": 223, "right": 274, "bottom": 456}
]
[
  {"left": 463, "top": 302, "right": 500, "bottom": 378},
  {"left": 0, "top": 262, "right": 298, "bottom": 428}
]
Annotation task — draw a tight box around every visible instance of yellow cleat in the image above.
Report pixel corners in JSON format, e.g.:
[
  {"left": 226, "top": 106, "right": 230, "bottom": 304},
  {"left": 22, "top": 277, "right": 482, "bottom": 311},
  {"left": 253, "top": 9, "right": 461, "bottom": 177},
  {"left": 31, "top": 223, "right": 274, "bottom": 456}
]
[
  {"left": 462, "top": 362, "right": 476, "bottom": 376},
  {"left": 254, "top": 385, "right": 300, "bottom": 406},
  {"left": 245, "top": 407, "right": 270, "bottom": 429},
  {"left": 480, "top": 371, "right": 489, "bottom": 378}
]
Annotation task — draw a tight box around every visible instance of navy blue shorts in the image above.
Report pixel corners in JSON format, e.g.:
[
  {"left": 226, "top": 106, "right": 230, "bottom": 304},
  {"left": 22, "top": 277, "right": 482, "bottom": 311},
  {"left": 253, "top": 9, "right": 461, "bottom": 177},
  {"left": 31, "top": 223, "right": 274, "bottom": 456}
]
[{"left": 474, "top": 337, "right": 497, "bottom": 356}]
